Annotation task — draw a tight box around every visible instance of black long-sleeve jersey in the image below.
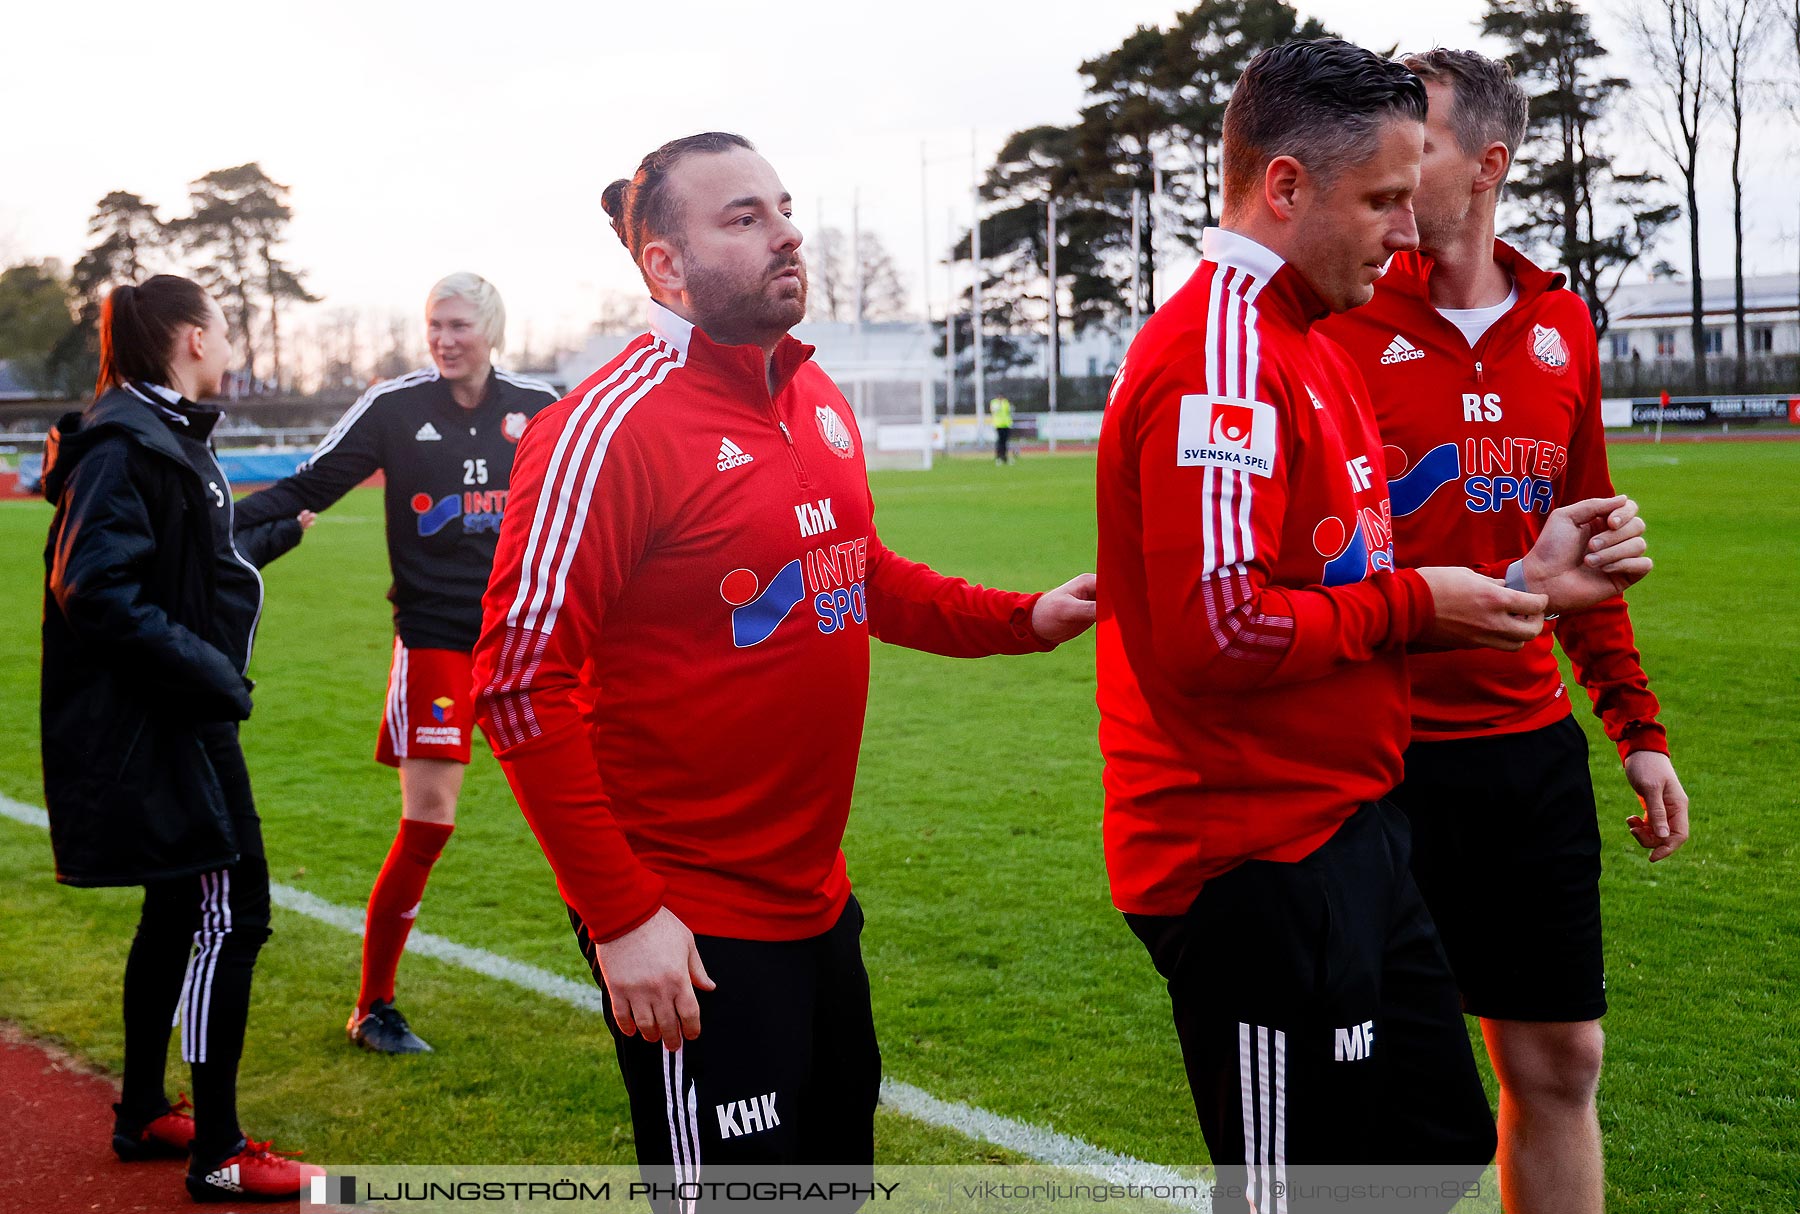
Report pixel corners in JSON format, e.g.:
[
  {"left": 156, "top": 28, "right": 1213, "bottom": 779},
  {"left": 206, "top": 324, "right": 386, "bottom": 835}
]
[{"left": 235, "top": 366, "right": 557, "bottom": 651}]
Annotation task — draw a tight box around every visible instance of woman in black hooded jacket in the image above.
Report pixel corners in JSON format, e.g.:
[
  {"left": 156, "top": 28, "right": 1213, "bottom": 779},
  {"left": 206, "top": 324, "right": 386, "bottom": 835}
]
[{"left": 40, "top": 275, "right": 322, "bottom": 1203}]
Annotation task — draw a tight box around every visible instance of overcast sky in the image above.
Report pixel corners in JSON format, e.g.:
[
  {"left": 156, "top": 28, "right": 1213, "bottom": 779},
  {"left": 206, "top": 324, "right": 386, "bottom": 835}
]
[{"left": 5, "top": 0, "right": 1794, "bottom": 355}]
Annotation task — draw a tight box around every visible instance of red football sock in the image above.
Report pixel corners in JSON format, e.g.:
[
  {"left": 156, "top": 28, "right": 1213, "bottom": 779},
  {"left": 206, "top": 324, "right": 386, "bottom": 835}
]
[{"left": 356, "top": 819, "right": 454, "bottom": 1017}]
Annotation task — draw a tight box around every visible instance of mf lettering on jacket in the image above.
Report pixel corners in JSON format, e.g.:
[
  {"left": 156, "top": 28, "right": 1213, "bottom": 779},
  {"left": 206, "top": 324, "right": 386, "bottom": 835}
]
[
  {"left": 716, "top": 1092, "right": 781, "bottom": 1139},
  {"left": 1334, "top": 1019, "right": 1376, "bottom": 1062},
  {"left": 1175, "top": 395, "right": 1277, "bottom": 477}
]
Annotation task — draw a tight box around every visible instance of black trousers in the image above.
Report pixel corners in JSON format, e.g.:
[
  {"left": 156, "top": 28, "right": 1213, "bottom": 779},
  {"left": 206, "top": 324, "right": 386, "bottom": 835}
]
[
  {"left": 994, "top": 427, "right": 1012, "bottom": 462},
  {"left": 1127, "top": 803, "right": 1496, "bottom": 1214},
  {"left": 571, "top": 897, "right": 881, "bottom": 1210},
  {"left": 119, "top": 723, "right": 271, "bottom": 1163}
]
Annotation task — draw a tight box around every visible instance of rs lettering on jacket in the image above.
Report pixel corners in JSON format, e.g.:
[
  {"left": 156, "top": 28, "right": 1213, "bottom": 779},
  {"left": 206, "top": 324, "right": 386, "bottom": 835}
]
[{"left": 1175, "top": 395, "right": 1277, "bottom": 477}]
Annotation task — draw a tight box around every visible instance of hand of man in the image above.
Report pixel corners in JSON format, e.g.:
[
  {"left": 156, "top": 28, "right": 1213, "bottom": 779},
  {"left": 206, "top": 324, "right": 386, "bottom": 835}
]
[
  {"left": 1624, "top": 750, "right": 1691, "bottom": 862},
  {"left": 1521, "top": 496, "right": 1651, "bottom": 614},
  {"left": 596, "top": 907, "right": 716, "bottom": 1051},
  {"left": 1416, "top": 567, "right": 1548, "bottom": 651},
  {"left": 297, "top": 510, "right": 317, "bottom": 531},
  {"left": 1031, "top": 573, "right": 1098, "bottom": 644}
]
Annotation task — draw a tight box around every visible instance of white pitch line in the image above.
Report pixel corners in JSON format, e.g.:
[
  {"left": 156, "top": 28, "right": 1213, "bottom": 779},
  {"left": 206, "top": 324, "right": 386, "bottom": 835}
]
[
  {"left": 0, "top": 792, "right": 1204, "bottom": 1208},
  {"left": 2, "top": 796, "right": 50, "bottom": 831}
]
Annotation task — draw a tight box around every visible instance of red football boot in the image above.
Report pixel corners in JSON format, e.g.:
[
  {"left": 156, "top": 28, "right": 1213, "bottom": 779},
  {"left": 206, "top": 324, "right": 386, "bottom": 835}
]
[
  {"left": 186, "top": 1136, "right": 325, "bottom": 1203},
  {"left": 112, "top": 1093, "right": 196, "bottom": 1161}
]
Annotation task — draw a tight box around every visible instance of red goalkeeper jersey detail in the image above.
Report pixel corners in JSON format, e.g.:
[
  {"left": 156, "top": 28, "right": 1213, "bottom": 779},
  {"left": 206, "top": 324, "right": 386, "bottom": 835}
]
[
  {"left": 1097, "top": 228, "right": 1437, "bottom": 918},
  {"left": 1317, "top": 242, "right": 1666, "bottom": 760},
  {"left": 470, "top": 304, "right": 1046, "bottom": 944}
]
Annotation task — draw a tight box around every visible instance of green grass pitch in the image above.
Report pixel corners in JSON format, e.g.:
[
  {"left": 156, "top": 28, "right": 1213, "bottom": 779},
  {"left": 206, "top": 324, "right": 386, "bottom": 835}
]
[{"left": 0, "top": 441, "right": 1795, "bottom": 1210}]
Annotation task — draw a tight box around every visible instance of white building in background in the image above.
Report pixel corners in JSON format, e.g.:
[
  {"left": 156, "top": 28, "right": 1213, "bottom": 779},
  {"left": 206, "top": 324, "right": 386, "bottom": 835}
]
[
  {"left": 1601, "top": 273, "right": 1800, "bottom": 362},
  {"left": 556, "top": 315, "right": 1129, "bottom": 395},
  {"left": 559, "top": 318, "right": 936, "bottom": 391},
  {"left": 556, "top": 272, "right": 1800, "bottom": 390}
]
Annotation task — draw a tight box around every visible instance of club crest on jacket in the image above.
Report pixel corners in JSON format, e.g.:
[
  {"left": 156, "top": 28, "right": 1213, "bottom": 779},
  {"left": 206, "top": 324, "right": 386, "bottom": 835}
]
[
  {"left": 1528, "top": 325, "right": 1569, "bottom": 375},
  {"left": 815, "top": 404, "right": 854, "bottom": 458}
]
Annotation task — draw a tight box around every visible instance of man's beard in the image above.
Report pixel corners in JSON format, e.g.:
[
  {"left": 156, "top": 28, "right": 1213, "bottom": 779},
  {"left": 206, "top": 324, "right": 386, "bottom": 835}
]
[{"left": 687, "top": 250, "right": 809, "bottom": 346}]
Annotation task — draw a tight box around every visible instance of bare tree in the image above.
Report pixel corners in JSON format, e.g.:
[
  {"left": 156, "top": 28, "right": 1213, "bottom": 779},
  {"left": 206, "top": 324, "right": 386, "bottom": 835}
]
[
  {"left": 317, "top": 307, "right": 364, "bottom": 390},
  {"left": 1712, "top": 0, "right": 1775, "bottom": 389},
  {"left": 855, "top": 233, "right": 909, "bottom": 322},
  {"left": 375, "top": 312, "right": 420, "bottom": 380},
  {"left": 1631, "top": 0, "right": 1712, "bottom": 386},
  {"left": 807, "top": 227, "right": 852, "bottom": 323},
  {"left": 806, "top": 227, "right": 908, "bottom": 323},
  {"left": 591, "top": 289, "right": 643, "bottom": 335}
]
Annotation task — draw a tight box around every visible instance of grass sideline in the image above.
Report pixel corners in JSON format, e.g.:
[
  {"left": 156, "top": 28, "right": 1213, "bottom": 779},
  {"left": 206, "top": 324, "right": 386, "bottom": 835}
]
[{"left": 0, "top": 442, "right": 1794, "bottom": 1210}]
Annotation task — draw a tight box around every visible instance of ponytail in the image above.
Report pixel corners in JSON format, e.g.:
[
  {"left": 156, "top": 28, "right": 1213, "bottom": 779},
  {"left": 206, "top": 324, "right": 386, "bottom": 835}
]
[{"left": 95, "top": 275, "right": 213, "bottom": 399}]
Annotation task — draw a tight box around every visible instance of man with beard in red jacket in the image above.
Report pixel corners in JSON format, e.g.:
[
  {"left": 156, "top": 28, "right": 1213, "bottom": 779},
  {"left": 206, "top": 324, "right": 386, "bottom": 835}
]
[
  {"left": 1318, "top": 49, "right": 1689, "bottom": 1214},
  {"left": 470, "top": 132, "right": 1096, "bottom": 1187}
]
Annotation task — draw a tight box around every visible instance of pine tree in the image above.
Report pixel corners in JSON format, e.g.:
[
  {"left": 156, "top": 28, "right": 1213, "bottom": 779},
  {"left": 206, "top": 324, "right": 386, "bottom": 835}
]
[{"left": 1484, "top": 0, "right": 1679, "bottom": 336}]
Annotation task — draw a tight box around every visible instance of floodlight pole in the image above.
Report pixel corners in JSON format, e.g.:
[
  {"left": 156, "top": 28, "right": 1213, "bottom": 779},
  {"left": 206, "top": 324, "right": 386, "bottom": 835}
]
[
  {"left": 852, "top": 188, "right": 865, "bottom": 339},
  {"left": 1151, "top": 162, "right": 1163, "bottom": 308},
  {"left": 921, "top": 140, "right": 936, "bottom": 459},
  {"left": 945, "top": 205, "right": 956, "bottom": 441},
  {"left": 851, "top": 188, "right": 867, "bottom": 419},
  {"left": 1047, "top": 196, "right": 1059, "bottom": 454},
  {"left": 919, "top": 144, "right": 933, "bottom": 334},
  {"left": 1129, "top": 188, "right": 1142, "bottom": 334},
  {"left": 972, "top": 130, "right": 986, "bottom": 446}
]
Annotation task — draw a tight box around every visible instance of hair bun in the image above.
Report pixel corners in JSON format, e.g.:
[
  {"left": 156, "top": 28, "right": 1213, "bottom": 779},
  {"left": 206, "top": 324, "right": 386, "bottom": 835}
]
[
  {"left": 600, "top": 178, "right": 628, "bottom": 219},
  {"left": 601, "top": 179, "right": 631, "bottom": 247}
]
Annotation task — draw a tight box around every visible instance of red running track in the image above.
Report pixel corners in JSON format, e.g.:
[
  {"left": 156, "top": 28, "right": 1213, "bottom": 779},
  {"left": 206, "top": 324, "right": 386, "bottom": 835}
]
[{"left": 0, "top": 1024, "right": 253, "bottom": 1213}]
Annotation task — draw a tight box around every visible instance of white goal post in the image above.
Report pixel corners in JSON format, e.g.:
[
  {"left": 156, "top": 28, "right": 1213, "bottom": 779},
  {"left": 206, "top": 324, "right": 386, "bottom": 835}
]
[{"left": 818, "top": 358, "right": 938, "bottom": 471}]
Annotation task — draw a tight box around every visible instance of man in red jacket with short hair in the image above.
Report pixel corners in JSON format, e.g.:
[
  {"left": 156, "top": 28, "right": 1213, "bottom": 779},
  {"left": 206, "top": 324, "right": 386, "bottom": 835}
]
[
  {"left": 1318, "top": 49, "right": 1690, "bottom": 1214},
  {"left": 471, "top": 131, "right": 1095, "bottom": 1180},
  {"left": 1099, "top": 41, "right": 1655, "bottom": 1210}
]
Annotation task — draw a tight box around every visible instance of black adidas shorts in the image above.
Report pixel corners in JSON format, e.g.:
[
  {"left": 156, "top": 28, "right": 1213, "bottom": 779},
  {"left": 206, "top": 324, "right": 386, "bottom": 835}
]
[
  {"left": 1127, "top": 803, "right": 1495, "bottom": 1212},
  {"left": 1388, "top": 713, "right": 1607, "bottom": 1024},
  {"left": 570, "top": 895, "right": 880, "bottom": 1206}
]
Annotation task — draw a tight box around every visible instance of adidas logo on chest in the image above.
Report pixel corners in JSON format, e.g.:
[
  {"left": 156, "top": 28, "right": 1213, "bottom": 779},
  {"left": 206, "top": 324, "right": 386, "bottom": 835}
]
[
  {"left": 1379, "top": 334, "right": 1426, "bottom": 365},
  {"left": 717, "top": 437, "right": 754, "bottom": 471}
]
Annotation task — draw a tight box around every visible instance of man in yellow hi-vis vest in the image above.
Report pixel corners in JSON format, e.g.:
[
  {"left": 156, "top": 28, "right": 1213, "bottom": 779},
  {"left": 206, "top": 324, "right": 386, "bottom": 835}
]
[{"left": 990, "top": 395, "right": 1014, "bottom": 464}]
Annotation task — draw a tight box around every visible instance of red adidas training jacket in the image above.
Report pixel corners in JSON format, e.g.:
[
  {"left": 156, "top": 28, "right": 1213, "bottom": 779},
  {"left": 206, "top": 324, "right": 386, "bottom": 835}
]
[
  {"left": 1317, "top": 242, "right": 1666, "bottom": 760},
  {"left": 1097, "top": 228, "right": 1440, "bottom": 917},
  {"left": 470, "top": 304, "right": 1048, "bottom": 944}
]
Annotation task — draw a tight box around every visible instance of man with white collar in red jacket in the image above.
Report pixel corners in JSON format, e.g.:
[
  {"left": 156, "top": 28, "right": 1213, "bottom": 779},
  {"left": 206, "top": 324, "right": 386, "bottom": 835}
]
[
  {"left": 470, "top": 131, "right": 1096, "bottom": 1181},
  {"left": 1098, "top": 40, "right": 1662, "bottom": 1213},
  {"left": 1318, "top": 49, "right": 1690, "bottom": 1214}
]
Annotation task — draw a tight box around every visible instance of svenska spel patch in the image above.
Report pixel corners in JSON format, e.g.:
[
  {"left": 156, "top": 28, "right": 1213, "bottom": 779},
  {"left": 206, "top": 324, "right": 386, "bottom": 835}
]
[{"left": 1176, "top": 395, "right": 1278, "bottom": 477}]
